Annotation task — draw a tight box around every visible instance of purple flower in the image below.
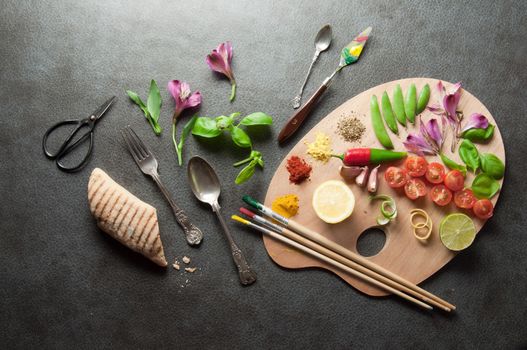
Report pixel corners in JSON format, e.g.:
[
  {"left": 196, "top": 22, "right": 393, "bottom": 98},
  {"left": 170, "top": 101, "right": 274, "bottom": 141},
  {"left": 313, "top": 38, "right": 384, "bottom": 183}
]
[
  {"left": 403, "top": 117, "right": 444, "bottom": 156},
  {"left": 426, "top": 81, "right": 463, "bottom": 152},
  {"left": 167, "top": 80, "right": 202, "bottom": 166},
  {"left": 206, "top": 41, "right": 236, "bottom": 101},
  {"left": 403, "top": 134, "right": 436, "bottom": 156},
  {"left": 168, "top": 80, "right": 202, "bottom": 121},
  {"left": 420, "top": 117, "right": 443, "bottom": 153},
  {"left": 461, "top": 113, "right": 489, "bottom": 133}
]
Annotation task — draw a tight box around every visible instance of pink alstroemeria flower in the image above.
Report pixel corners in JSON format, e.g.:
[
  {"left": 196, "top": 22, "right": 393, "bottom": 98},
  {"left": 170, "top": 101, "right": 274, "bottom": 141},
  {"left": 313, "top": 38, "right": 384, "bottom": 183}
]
[
  {"left": 167, "top": 80, "right": 201, "bottom": 166},
  {"left": 403, "top": 134, "right": 435, "bottom": 156},
  {"left": 168, "top": 80, "right": 202, "bottom": 121},
  {"left": 427, "top": 81, "right": 463, "bottom": 151},
  {"left": 403, "top": 117, "right": 444, "bottom": 156},
  {"left": 206, "top": 41, "right": 236, "bottom": 101}
]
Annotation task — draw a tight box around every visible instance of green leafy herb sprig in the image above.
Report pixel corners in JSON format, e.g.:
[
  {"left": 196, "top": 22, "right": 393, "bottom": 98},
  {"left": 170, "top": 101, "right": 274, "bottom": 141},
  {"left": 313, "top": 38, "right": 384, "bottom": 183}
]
[
  {"left": 126, "top": 80, "right": 163, "bottom": 135},
  {"left": 457, "top": 139, "right": 505, "bottom": 199},
  {"left": 192, "top": 112, "right": 273, "bottom": 184}
]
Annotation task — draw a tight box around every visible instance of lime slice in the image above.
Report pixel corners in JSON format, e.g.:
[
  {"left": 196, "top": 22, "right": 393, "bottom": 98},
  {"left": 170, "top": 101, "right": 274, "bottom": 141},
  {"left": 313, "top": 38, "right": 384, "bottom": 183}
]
[
  {"left": 439, "top": 213, "right": 476, "bottom": 251},
  {"left": 312, "top": 180, "right": 355, "bottom": 224}
]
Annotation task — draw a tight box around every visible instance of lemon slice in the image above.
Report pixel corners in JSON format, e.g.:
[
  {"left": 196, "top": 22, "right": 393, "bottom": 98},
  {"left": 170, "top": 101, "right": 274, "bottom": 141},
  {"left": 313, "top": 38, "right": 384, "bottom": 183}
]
[
  {"left": 439, "top": 213, "right": 476, "bottom": 251},
  {"left": 312, "top": 180, "right": 355, "bottom": 224}
]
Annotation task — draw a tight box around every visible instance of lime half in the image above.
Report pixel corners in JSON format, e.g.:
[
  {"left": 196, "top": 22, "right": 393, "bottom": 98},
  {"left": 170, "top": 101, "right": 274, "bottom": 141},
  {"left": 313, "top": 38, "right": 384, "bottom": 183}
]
[{"left": 439, "top": 213, "right": 476, "bottom": 251}]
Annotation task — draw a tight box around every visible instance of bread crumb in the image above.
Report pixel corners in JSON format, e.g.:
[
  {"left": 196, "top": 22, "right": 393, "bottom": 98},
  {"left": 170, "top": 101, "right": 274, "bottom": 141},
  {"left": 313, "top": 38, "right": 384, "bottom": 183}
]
[
  {"left": 185, "top": 267, "right": 197, "bottom": 273},
  {"left": 172, "top": 263, "right": 180, "bottom": 270},
  {"left": 182, "top": 256, "right": 190, "bottom": 264}
]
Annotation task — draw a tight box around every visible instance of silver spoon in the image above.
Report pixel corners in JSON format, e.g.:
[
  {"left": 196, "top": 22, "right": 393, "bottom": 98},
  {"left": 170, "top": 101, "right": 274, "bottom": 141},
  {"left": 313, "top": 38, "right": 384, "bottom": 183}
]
[
  {"left": 187, "top": 156, "right": 257, "bottom": 286},
  {"left": 292, "top": 24, "right": 332, "bottom": 109}
]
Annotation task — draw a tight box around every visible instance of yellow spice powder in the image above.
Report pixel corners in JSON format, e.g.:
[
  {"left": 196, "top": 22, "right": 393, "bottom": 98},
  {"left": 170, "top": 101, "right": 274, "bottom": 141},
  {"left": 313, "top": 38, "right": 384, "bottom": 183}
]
[
  {"left": 305, "top": 132, "right": 332, "bottom": 163},
  {"left": 271, "top": 194, "right": 299, "bottom": 218}
]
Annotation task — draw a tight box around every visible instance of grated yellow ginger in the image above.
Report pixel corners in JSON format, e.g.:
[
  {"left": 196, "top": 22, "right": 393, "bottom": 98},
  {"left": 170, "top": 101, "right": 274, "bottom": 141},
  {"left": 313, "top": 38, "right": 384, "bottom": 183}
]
[{"left": 305, "top": 132, "right": 333, "bottom": 163}]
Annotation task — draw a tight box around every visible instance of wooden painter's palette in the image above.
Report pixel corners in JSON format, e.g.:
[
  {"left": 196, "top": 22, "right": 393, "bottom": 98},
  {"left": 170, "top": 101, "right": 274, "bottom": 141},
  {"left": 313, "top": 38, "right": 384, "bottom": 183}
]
[{"left": 264, "top": 78, "right": 505, "bottom": 296}]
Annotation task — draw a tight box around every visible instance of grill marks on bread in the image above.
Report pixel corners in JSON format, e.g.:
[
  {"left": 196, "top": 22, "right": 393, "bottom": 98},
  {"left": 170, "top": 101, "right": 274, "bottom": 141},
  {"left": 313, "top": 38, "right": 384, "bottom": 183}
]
[{"left": 88, "top": 168, "right": 167, "bottom": 267}]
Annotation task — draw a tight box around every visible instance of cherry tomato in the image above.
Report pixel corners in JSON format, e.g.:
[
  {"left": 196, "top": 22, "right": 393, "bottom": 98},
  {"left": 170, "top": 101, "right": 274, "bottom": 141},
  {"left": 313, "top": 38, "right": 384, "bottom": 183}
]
[
  {"left": 454, "top": 189, "right": 477, "bottom": 209},
  {"left": 425, "top": 162, "right": 445, "bottom": 184},
  {"left": 444, "top": 170, "right": 465, "bottom": 192},
  {"left": 429, "top": 184, "right": 453, "bottom": 206},
  {"left": 404, "top": 178, "right": 427, "bottom": 200},
  {"left": 404, "top": 156, "right": 428, "bottom": 177},
  {"left": 473, "top": 199, "right": 494, "bottom": 219},
  {"left": 384, "top": 167, "right": 408, "bottom": 188}
]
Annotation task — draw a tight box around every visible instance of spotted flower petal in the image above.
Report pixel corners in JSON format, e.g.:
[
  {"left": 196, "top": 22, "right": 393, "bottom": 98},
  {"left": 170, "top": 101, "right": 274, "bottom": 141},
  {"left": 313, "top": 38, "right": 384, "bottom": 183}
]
[
  {"left": 461, "top": 113, "right": 489, "bottom": 133},
  {"left": 167, "top": 80, "right": 202, "bottom": 120},
  {"left": 403, "top": 133, "right": 436, "bottom": 156},
  {"left": 426, "top": 103, "right": 444, "bottom": 115},
  {"left": 420, "top": 117, "right": 443, "bottom": 153}
]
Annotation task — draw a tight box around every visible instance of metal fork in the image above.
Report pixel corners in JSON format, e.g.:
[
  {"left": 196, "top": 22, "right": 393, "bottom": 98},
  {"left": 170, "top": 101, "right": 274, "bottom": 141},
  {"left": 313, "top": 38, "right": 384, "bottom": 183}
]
[{"left": 121, "top": 126, "right": 203, "bottom": 246}]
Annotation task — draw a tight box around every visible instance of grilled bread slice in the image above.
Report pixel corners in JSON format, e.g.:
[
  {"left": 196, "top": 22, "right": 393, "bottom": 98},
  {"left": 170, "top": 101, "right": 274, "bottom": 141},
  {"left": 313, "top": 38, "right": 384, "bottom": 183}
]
[{"left": 88, "top": 168, "right": 167, "bottom": 267}]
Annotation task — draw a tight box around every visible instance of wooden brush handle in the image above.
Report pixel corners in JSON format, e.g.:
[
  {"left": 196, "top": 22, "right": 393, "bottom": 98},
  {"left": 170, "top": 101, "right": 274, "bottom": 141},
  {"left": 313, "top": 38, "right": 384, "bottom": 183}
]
[
  {"left": 287, "top": 219, "right": 455, "bottom": 311},
  {"left": 278, "top": 80, "right": 329, "bottom": 144}
]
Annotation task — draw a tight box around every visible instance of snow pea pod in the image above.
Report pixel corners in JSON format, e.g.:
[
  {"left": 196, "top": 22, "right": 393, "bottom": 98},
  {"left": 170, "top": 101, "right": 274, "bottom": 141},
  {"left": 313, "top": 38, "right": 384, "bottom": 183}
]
[
  {"left": 392, "top": 84, "right": 406, "bottom": 126},
  {"left": 416, "top": 84, "right": 430, "bottom": 115},
  {"left": 405, "top": 83, "right": 417, "bottom": 124},
  {"left": 381, "top": 91, "right": 398, "bottom": 134},
  {"left": 370, "top": 95, "right": 393, "bottom": 149}
]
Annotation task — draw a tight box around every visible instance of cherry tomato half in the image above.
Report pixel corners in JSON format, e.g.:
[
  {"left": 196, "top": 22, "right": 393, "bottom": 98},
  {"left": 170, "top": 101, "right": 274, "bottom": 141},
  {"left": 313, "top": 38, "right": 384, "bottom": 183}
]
[
  {"left": 404, "top": 178, "right": 427, "bottom": 200},
  {"left": 430, "top": 184, "right": 453, "bottom": 206},
  {"left": 384, "top": 167, "right": 408, "bottom": 188},
  {"left": 425, "top": 162, "right": 445, "bottom": 184},
  {"left": 473, "top": 199, "right": 494, "bottom": 219},
  {"left": 444, "top": 170, "right": 465, "bottom": 192},
  {"left": 454, "top": 189, "right": 477, "bottom": 209},
  {"left": 404, "top": 156, "right": 428, "bottom": 177}
]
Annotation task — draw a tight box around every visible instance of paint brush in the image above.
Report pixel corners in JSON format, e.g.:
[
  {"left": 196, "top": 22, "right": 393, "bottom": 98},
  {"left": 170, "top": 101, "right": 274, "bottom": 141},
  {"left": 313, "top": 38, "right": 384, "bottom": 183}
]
[
  {"left": 241, "top": 195, "right": 455, "bottom": 312},
  {"left": 231, "top": 214, "right": 433, "bottom": 310}
]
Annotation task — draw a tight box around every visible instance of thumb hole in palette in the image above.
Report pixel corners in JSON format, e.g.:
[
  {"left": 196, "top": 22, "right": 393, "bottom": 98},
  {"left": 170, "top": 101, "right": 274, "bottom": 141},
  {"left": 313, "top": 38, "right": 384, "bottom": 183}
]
[{"left": 356, "top": 227, "right": 387, "bottom": 257}]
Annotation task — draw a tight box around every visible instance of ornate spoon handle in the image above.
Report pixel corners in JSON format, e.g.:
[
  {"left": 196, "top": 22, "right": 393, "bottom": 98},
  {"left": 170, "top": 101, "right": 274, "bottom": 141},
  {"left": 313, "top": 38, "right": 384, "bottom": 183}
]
[{"left": 213, "top": 202, "right": 256, "bottom": 285}]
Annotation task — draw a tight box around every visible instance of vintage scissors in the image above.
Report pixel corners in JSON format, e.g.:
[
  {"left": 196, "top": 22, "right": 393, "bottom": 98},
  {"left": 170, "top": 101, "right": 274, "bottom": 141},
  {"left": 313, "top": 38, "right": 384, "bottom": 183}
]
[{"left": 42, "top": 96, "right": 116, "bottom": 172}]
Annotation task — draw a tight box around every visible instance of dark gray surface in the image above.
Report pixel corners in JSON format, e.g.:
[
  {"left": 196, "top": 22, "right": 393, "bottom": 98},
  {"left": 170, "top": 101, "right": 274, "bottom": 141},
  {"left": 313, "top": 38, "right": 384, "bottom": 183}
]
[{"left": 1, "top": 0, "right": 526, "bottom": 348}]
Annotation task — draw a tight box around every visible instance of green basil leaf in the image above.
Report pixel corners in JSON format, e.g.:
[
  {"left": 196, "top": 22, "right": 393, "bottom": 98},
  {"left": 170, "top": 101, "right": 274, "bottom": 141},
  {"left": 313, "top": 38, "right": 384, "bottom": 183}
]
[
  {"left": 235, "top": 161, "right": 256, "bottom": 184},
  {"left": 484, "top": 124, "right": 495, "bottom": 139},
  {"left": 175, "top": 116, "right": 198, "bottom": 166},
  {"left": 472, "top": 173, "right": 500, "bottom": 199},
  {"left": 178, "top": 116, "right": 198, "bottom": 150},
  {"left": 480, "top": 153, "right": 505, "bottom": 179},
  {"left": 126, "top": 90, "right": 148, "bottom": 115},
  {"left": 240, "top": 112, "right": 273, "bottom": 126},
  {"left": 462, "top": 124, "right": 495, "bottom": 143},
  {"left": 459, "top": 139, "right": 480, "bottom": 172},
  {"left": 440, "top": 153, "right": 467, "bottom": 177},
  {"left": 192, "top": 117, "right": 222, "bottom": 138},
  {"left": 146, "top": 80, "right": 162, "bottom": 122},
  {"left": 231, "top": 126, "right": 252, "bottom": 148},
  {"left": 215, "top": 115, "right": 233, "bottom": 130}
]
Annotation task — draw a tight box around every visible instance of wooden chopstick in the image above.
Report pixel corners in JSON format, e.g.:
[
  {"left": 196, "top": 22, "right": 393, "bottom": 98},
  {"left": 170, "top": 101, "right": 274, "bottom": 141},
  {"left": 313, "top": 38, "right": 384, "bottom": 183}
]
[
  {"left": 232, "top": 215, "right": 433, "bottom": 310},
  {"left": 241, "top": 196, "right": 455, "bottom": 311}
]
